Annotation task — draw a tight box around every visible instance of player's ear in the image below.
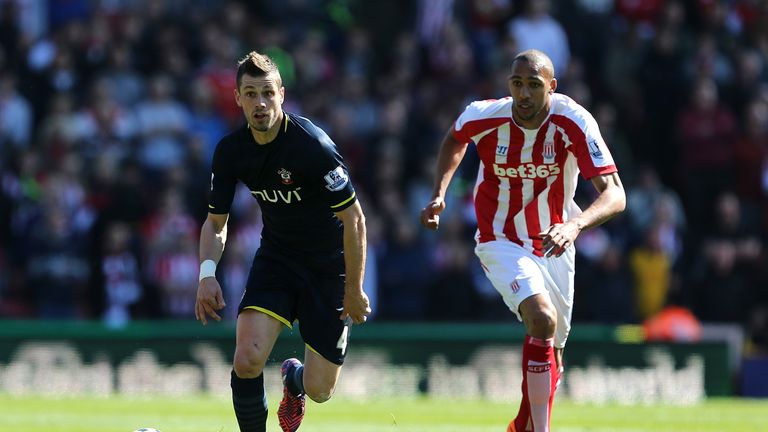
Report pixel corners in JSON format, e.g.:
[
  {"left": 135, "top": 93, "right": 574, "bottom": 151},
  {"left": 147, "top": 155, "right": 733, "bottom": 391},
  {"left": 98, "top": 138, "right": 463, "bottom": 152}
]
[
  {"left": 549, "top": 78, "right": 557, "bottom": 94},
  {"left": 234, "top": 88, "right": 242, "bottom": 107},
  {"left": 279, "top": 86, "right": 285, "bottom": 104}
]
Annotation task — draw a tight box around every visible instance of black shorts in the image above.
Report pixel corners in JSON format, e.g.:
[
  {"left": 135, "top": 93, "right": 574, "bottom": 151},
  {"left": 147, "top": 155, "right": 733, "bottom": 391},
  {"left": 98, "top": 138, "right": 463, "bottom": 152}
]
[{"left": 239, "top": 245, "right": 350, "bottom": 365}]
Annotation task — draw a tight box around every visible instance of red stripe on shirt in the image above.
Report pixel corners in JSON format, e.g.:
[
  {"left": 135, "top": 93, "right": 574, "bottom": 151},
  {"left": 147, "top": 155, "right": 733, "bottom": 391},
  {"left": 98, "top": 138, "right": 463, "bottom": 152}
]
[
  {"left": 475, "top": 128, "right": 500, "bottom": 243},
  {"left": 547, "top": 128, "right": 567, "bottom": 226},
  {"left": 525, "top": 122, "right": 550, "bottom": 256},
  {"left": 502, "top": 122, "right": 525, "bottom": 247}
]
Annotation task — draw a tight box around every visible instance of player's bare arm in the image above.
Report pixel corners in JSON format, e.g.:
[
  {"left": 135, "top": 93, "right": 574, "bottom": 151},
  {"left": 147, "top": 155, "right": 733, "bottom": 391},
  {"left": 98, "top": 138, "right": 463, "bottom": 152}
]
[
  {"left": 334, "top": 200, "right": 371, "bottom": 324},
  {"left": 420, "top": 130, "right": 469, "bottom": 230},
  {"left": 540, "top": 171, "right": 626, "bottom": 257},
  {"left": 195, "top": 212, "right": 229, "bottom": 325}
]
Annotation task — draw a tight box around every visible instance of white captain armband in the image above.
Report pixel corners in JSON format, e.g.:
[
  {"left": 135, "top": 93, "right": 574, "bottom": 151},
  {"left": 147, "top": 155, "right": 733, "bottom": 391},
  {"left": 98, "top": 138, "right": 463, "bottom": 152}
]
[{"left": 199, "top": 259, "right": 217, "bottom": 282}]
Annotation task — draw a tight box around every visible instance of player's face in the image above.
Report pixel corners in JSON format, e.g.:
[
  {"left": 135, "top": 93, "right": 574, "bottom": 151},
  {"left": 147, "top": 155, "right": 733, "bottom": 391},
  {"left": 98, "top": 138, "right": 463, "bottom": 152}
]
[
  {"left": 508, "top": 60, "right": 556, "bottom": 128},
  {"left": 235, "top": 73, "right": 285, "bottom": 132}
]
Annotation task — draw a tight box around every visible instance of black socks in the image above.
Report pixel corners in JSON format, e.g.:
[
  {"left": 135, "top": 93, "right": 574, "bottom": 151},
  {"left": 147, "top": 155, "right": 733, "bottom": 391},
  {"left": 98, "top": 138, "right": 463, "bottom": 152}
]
[{"left": 231, "top": 370, "right": 268, "bottom": 432}]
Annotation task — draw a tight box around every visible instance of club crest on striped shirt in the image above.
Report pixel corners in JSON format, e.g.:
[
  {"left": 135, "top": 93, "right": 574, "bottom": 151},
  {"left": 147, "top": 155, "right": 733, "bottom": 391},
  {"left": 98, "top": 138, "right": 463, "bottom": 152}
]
[
  {"left": 278, "top": 168, "right": 294, "bottom": 185},
  {"left": 542, "top": 139, "right": 555, "bottom": 163}
]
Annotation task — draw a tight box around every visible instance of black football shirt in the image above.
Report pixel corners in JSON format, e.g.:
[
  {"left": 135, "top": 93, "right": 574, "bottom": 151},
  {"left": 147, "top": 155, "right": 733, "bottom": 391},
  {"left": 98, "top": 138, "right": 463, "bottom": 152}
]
[{"left": 208, "top": 113, "right": 356, "bottom": 254}]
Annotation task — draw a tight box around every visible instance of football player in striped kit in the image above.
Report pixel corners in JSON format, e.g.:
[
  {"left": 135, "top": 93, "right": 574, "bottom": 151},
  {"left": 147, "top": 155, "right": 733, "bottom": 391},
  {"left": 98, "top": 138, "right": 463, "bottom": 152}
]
[{"left": 421, "top": 49, "right": 625, "bottom": 432}]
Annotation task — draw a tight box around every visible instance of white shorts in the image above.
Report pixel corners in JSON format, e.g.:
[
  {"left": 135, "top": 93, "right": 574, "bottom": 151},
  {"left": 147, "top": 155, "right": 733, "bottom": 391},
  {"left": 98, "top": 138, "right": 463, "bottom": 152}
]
[{"left": 475, "top": 240, "right": 575, "bottom": 348}]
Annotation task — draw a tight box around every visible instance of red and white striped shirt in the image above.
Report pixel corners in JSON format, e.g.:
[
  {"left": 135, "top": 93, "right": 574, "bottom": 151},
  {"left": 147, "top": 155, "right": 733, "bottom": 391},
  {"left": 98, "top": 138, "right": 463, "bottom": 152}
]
[{"left": 452, "top": 94, "right": 617, "bottom": 256}]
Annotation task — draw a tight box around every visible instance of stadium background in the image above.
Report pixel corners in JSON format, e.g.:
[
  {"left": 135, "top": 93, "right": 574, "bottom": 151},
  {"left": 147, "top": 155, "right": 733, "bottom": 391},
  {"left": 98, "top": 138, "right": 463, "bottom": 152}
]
[{"left": 0, "top": 0, "right": 767, "bottom": 429}]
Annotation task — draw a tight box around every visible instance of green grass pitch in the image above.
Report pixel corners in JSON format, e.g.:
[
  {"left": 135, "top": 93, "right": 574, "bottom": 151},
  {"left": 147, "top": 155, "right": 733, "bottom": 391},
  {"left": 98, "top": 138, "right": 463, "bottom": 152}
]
[{"left": 1, "top": 394, "right": 767, "bottom": 431}]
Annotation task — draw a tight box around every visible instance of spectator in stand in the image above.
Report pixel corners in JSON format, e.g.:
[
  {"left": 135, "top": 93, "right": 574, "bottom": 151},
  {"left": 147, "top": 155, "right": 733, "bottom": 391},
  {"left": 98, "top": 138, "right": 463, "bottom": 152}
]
[
  {"left": 98, "top": 222, "right": 143, "bottom": 327},
  {"left": 685, "top": 33, "right": 734, "bottom": 86},
  {"left": 0, "top": 2, "right": 22, "bottom": 65},
  {"left": 37, "top": 92, "right": 79, "bottom": 154},
  {"left": 425, "top": 215, "right": 482, "bottom": 321},
  {"left": 626, "top": 166, "right": 686, "bottom": 242},
  {"left": 728, "top": 49, "right": 766, "bottom": 119},
  {"left": 733, "top": 99, "right": 768, "bottom": 225},
  {"left": 0, "top": 71, "right": 32, "bottom": 150},
  {"left": 100, "top": 43, "right": 145, "bottom": 108},
  {"left": 378, "top": 215, "right": 431, "bottom": 319},
  {"left": 25, "top": 201, "right": 90, "bottom": 318},
  {"left": 676, "top": 77, "right": 738, "bottom": 233},
  {"left": 636, "top": 21, "right": 687, "bottom": 189},
  {"left": 630, "top": 224, "right": 673, "bottom": 320},
  {"left": 143, "top": 187, "right": 199, "bottom": 318},
  {"left": 466, "top": 0, "right": 512, "bottom": 77},
  {"left": 688, "top": 192, "right": 762, "bottom": 322},
  {"left": 614, "top": 0, "right": 664, "bottom": 29},
  {"left": 197, "top": 23, "right": 240, "bottom": 126},
  {"left": 97, "top": 159, "right": 149, "bottom": 229},
  {"left": 142, "top": 187, "right": 198, "bottom": 254},
  {"left": 71, "top": 77, "right": 136, "bottom": 161},
  {"left": 341, "top": 26, "right": 374, "bottom": 80},
  {"left": 587, "top": 243, "right": 634, "bottom": 323},
  {"left": 188, "top": 78, "right": 228, "bottom": 165},
  {"left": 507, "top": 0, "right": 570, "bottom": 77},
  {"left": 134, "top": 74, "right": 191, "bottom": 174}
]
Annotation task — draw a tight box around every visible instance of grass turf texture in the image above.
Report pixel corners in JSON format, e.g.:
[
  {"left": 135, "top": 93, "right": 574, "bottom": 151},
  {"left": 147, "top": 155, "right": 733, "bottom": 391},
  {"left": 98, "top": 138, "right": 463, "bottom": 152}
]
[{"left": 1, "top": 395, "right": 766, "bottom": 432}]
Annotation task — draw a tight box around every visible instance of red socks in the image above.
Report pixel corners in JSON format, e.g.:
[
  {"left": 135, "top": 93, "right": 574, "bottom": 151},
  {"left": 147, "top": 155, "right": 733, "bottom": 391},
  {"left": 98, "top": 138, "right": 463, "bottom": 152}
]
[{"left": 511, "top": 336, "right": 558, "bottom": 432}]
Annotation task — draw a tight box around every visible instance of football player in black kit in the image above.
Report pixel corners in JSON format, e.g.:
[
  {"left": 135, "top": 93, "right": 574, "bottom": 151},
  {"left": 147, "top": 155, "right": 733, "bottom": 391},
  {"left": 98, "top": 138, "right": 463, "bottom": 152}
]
[{"left": 195, "top": 51, "right": 370, "bottom": 432}]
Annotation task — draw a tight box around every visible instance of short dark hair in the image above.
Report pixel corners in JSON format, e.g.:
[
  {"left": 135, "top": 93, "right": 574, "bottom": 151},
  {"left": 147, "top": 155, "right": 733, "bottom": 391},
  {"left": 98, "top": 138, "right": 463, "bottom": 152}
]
[
  {"left": 236, "top": 51, "right": 282, "bottom": 89},
  {"left": 512, "top": 49, "right": 555, "bottom": 79}
]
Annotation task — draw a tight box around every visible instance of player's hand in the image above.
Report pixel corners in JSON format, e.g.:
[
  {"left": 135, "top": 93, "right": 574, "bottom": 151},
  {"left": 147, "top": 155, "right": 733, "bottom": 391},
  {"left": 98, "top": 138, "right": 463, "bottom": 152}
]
[
  {"left": 420, "top": 198, "right": 446, "bottom": 230},
  {"left": 340, "top": 290, "right": 371, "bottom": 325},
  {"left": 539, "top": 220, "right": 582, "bottom": 257},
  {"left": 195, "top": 278, "right": 226, "bottom": 325}
]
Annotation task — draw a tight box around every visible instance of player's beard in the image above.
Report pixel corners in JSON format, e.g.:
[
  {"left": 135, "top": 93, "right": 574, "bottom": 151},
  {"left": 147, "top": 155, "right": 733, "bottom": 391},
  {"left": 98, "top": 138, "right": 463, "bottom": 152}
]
[
  {"left": 251, "top": 121, "right": 269, "bottom": 132},
  {"left": 514, "top": 103, "right": 543, "bottom": 121}
]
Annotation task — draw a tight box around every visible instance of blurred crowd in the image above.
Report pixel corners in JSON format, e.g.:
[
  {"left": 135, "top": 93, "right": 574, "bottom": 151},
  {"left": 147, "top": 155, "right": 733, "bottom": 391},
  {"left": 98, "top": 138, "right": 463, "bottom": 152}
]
[{"left": 0, "top": 0, "right": 767, "bottom": 351}]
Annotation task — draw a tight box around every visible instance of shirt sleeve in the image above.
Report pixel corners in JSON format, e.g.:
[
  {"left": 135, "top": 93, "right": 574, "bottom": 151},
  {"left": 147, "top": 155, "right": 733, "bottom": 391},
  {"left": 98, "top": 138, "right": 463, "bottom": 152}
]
[
  {"left": 569, "top": 109, "right": 617, "bottom": 179},
  {"left": 451, "top": 99, "right": 510, "bottom": 145},
  {"left": 452, "top": 101, "right": 482, "bottom": 144},
  {"left": 313, "top": 132, "right": 356, "bottom": 212},
  {"left": 208, "top": 139, "right": 237, "bottom": 214}
]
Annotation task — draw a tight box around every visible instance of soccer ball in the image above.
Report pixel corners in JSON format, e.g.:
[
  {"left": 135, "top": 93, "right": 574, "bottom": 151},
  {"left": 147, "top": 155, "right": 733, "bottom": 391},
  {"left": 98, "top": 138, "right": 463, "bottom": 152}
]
[{"left": 133, "top": 429, "right": 161, "bottom": 432}]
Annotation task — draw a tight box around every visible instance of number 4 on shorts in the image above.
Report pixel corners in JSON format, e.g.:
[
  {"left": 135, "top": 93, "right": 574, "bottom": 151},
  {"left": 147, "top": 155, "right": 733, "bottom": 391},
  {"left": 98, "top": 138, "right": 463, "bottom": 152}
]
[{"left": 337, "top": 318, "right": 351, "bottom": 355}]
